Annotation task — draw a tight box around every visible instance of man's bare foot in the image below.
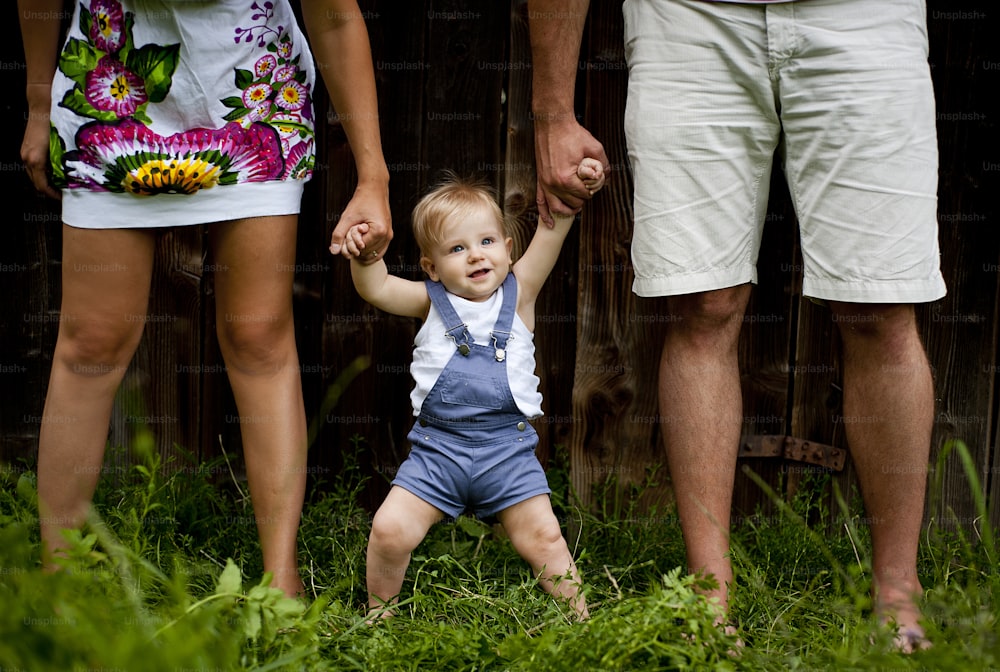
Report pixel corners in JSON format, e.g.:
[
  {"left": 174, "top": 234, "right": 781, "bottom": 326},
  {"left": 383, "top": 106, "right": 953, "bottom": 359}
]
[
  {"left": 269, "top": 568, "right": 306, "bottom": 599},
  {"left": 874, "top": 586, "right": 930, "bottom": 653},
  {"left": 365, "top": 605, "right": 394, "bottom": 625}
]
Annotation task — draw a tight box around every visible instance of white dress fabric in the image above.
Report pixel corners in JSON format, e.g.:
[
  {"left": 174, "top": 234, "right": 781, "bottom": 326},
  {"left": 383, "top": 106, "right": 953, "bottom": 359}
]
[{"left": 49, "top": 0, "right": 317, "bottom": 228}]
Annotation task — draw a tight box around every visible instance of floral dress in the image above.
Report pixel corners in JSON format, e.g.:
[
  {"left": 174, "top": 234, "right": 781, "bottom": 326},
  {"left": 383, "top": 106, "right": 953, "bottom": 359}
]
[{"left": 49, "top": 0, "right": 317, "bottom": 228}]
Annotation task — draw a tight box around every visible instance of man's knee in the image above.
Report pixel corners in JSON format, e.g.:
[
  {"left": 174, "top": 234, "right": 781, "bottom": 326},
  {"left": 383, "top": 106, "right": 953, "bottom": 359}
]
[
  {"left": 663, "top": 286, "right": 751, "bottom": 352},
  {"left": 829, "top": 302, "right": 917, "bottom": 341},
  {"left": 669, "top": 286, "right": 750, "bottom": 326}
]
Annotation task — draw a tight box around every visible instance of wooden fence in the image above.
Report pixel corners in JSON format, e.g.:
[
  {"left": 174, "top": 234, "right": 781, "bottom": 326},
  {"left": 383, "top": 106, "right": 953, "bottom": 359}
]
[{"left": 2, "top": 1, "right": 997, "bottom": 533}]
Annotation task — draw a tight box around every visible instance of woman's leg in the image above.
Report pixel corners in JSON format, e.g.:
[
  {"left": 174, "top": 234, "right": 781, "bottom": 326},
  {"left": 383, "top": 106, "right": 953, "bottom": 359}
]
[
  {"left": 37, "top": 225, "right": 156, "bottom": 567},
  {"left": 209, "top": 214, "right": 308, "bottom": 597}
]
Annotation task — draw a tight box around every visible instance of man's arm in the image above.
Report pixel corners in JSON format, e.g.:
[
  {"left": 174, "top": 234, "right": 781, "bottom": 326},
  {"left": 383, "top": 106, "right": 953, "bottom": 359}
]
[{"left": 528, "top": 0, "right": 608, "bottom": 225}]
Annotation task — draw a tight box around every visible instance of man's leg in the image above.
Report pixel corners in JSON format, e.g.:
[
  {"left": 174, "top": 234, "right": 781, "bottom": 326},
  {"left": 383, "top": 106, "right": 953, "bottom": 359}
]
[
  {"left": 830, "top": 301, "right": 932, "bottom": 651},
  {"left": 660, "top": 284, "right": 751, "bottom": 617}
]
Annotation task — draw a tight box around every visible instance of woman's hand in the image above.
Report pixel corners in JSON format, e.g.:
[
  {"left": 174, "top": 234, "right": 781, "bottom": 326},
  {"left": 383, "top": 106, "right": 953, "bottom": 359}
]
[
  {"left": 22, "top": 85, "right": 60, "bottom": 200},
  {"left": 330, "top": 179, "right": 392, "bottom": 264}
]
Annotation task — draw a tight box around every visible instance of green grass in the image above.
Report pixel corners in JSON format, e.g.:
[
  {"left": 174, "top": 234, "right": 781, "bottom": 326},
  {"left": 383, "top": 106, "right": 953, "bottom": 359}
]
[{"left": 1, "top": 438, "right": 997, "bottom": 671}]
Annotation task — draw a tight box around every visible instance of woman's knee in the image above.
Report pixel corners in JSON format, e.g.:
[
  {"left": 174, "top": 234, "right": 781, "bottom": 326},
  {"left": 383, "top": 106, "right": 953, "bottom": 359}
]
[
  {"left": 215, "top": 313, "right": 295, "bottom": 373},
  {"left": 54, "top": 318, "right": 144, "bottom": 375}
]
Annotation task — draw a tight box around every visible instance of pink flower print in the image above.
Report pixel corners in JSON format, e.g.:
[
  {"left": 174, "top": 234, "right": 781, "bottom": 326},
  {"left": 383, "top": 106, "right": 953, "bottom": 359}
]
[
  {"left": 277, "top": 40, "right": 293, "bottom": 59},
  {"left": 90, "top": 0, "right": 126, "bottom": 54},
  {"left": 246, "top": 103, "right": 273, "bottom": 123},
  {"left": 275, "top": 81, "right": 307, "bottom": 111},
  {"left": 273, "top": 65, "right": 297, "bottom": 83},
  {"left": 86, "top": 56, "right": 148, "bottom": 117},
  {"left": 242, "top": 82, "right": 272, "bottom": 109},
  {"left": 71, "top": 119, "right": 285, "bottom": 194},
  {"left": 255, "top": 54, "right": 277, "bottom": 78},
  {"left": 282, "top": 137, "right": 314, "bottom": 180}
]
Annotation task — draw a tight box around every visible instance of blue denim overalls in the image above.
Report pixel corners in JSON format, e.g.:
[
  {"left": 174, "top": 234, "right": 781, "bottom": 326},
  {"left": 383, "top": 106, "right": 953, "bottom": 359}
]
[{"left": 392, "top": 274, "right": 551, "bottom": 518}]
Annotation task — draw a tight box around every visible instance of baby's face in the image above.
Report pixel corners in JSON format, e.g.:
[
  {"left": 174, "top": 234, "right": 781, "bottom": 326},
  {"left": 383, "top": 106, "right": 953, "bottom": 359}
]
[{"left": 420, "top": 210, "right": 513, "bottom": 302}]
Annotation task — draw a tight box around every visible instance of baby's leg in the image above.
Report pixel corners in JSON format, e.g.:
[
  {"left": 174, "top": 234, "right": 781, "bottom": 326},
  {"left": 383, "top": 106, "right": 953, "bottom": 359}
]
[
  {"left": 497, "top": 495, "right": 589, "bottom": 620},
  {"left": 367, "top": 486, "right": 444, "bottom": 618}
]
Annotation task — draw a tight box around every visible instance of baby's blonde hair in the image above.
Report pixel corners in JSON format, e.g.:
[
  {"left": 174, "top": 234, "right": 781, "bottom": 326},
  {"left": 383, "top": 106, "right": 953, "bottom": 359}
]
[{"left": 411, "top": 172, "right": 506, "bottom": 256}]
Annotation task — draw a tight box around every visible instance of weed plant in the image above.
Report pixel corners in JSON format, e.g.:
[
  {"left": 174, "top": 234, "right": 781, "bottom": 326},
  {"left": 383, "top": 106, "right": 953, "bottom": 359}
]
[{"left": 1, "top": 438, "right": 997, "bottom": 670}]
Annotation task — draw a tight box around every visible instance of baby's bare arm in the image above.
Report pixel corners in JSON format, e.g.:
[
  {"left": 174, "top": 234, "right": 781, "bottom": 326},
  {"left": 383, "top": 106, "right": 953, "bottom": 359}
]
[{"left": 348, "top": 257, "right": 429, "bottom": 318}]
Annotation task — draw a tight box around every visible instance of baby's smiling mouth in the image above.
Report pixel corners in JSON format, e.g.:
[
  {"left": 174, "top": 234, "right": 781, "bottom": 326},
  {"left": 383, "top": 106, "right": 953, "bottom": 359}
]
[{"left": 469, "top": 268, "right": 490, "bottom": 278}]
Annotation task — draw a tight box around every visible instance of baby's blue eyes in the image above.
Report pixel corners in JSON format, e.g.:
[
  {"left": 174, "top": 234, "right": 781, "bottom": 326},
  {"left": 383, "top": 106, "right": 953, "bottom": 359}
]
[{"left": 447, "top": 238, "right": 494, "bottom": 254}]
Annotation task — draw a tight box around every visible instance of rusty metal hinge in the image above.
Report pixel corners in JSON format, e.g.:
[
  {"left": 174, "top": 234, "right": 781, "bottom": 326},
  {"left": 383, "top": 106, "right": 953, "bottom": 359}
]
[{"left": 740, "top": 435, "right": 846, "bottom": 471}]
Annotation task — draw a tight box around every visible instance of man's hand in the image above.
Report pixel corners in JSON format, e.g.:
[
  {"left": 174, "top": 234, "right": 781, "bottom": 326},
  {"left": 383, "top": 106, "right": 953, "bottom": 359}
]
[{"left": 534, "top": 119, "right": 608, "bottom": 227}]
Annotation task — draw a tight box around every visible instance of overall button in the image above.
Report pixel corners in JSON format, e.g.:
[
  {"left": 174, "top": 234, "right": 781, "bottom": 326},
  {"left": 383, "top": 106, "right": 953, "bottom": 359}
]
[
  {"left": 419, "top": 418, "right": 428, "bottom": 427},
  {"left": 516, "top": 421, "right": 526, "bottom": 431}
]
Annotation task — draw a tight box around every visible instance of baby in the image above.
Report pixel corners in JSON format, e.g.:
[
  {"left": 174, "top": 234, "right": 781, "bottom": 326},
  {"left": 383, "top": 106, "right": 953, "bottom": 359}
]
[{"left": 339, "top": 160, "right": 604, "bottom": 620}]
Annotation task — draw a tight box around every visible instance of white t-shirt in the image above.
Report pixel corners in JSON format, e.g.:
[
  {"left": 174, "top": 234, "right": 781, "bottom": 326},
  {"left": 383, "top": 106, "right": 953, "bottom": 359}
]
[{"left": 409, "top": 281, "right": 543, "bottom": 419}]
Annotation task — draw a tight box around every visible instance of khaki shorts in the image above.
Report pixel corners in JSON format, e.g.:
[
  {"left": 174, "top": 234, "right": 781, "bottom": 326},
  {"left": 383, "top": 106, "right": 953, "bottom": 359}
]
[{"left": 624, "top": 0, "right": 946, "bottom": 303}]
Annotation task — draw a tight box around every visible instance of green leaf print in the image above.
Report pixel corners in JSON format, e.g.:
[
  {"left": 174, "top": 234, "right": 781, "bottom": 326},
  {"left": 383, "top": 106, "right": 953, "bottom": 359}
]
[
  {"left": 234, "top": 68, "right": 255, "bottom": 90},
  {"left": 59, "top": 88, "right": 120, "bottom": 123},
  {"left": 120, "top": 12, "right": 136, "bottom": 61},
  {"left": 59, "top": 38, "right": 99, "bottom": 88},
  {"left": 132, "top": 106, "right": 153, "bottom": 125},
  {"left": 78, "top": 5, "right": 92, "bottom": 40},
  {"left": 49, "top": 126, "right": 66, "bottom": 188},
  {"left": 222, "top": 107, "right": 252, "bottom": 122},
  {"left": 219, "top": 96, "right": 245, "bottom": 109},
  {"left": 126, "top": 43, "right": 180, "bottom": 104}
]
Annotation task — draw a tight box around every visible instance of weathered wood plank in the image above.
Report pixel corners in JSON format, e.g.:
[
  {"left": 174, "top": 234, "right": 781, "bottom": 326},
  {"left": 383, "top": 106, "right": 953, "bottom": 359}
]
[
  {"left": 733, "top": 173, "right": 799, "bottom": 525},
  {"left": 506, "top": 0, "right": 575, "bottom": 469},
  {"left": 921, "top": 6, "right": 997, "bottom": 533},
  {"left": 1, "top": 17, "right": 61, "bottom": 471},
  {"left": 107, "top": 228, "right": 207, "bottom": 472},
  {"left": 569, "top": 0, "right": 667, "bottom": 510},
  {"left": 312, "top": 1, "right": 425, "bottom": 508}
]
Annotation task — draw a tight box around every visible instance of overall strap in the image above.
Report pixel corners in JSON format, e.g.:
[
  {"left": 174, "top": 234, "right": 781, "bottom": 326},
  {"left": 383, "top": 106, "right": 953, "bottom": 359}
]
[
  {"left": 425, "top": 279, "right": 474, "bottom": 352},
  {"left": 490, "top": 274, "right": 518, "bottom": 354}
]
